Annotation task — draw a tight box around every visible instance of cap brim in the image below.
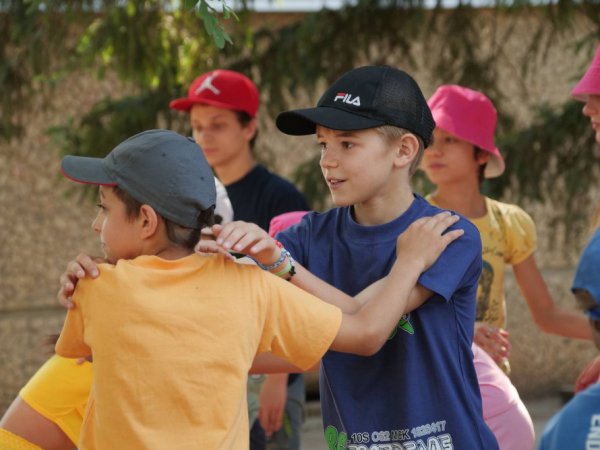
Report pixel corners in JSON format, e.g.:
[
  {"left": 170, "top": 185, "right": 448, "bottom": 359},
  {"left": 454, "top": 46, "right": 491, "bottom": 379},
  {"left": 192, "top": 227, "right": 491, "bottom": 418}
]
[
  {"left": 276, "top": 107, "right": 386, "bottom": 136},
  {"left": 61, "top": 155, "right": 116, "bottom": 186},
  {"left": 169, "top": 97, "right": 256, "bottom": 117},
  {"left": 484, "top": 150, "right": 506, "bottom": 179}
]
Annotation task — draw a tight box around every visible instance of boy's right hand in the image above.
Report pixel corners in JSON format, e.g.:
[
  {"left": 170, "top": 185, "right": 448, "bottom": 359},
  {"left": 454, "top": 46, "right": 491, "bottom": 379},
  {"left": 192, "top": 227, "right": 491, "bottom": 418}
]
[
  {"left": 58, "top": 254, "right": 106, "bottom": 309},
  {"left": 396, "top": 212, "right": 464, "bottom": 273}
]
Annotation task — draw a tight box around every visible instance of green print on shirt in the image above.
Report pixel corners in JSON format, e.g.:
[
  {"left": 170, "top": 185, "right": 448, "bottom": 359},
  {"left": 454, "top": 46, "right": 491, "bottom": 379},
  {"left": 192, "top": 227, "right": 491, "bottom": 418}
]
[
  {"left": 476, "top": 260, "right": 494, "bottom": 322},
  {"left": 325, "top": 425, "right": 347, "bottom": 450},
  {"left": 388, "top": 314, "right": 414, "bottom": 339}
]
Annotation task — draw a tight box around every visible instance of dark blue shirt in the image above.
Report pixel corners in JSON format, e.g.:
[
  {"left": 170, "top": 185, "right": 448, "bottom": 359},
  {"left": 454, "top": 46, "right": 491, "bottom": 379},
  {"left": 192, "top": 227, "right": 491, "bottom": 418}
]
[
  {"left": 225, "top": 164, "right": 309, "bottom": 232},
  {"left": 277, "top": 194, "right": 498, "bottom": 450}
]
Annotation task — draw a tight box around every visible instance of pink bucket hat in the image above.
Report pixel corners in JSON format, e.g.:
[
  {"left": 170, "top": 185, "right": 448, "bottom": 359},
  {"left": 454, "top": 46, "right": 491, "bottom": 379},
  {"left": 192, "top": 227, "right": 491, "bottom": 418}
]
[
  {"left": 571, "top": 45, "right": 600, "bottom": 102},
  {"left": 428, "top": 85, "right": 506, "bottom": 179}
]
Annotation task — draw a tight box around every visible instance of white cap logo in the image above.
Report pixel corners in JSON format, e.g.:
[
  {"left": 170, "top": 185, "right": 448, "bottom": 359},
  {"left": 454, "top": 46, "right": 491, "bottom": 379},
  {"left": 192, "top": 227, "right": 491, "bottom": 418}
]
[
  {"left": 196, "top": 72, "right": 221, "bottom": 96},
  {"left": 334, "top": 93, "right": 361, "bottom": 106}
]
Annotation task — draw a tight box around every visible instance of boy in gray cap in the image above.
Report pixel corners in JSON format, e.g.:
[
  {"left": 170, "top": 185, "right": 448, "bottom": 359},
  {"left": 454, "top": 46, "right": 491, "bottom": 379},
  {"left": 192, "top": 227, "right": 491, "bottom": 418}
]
[{"left": 55, "top": 129, "right": 463, "bottom": 449}]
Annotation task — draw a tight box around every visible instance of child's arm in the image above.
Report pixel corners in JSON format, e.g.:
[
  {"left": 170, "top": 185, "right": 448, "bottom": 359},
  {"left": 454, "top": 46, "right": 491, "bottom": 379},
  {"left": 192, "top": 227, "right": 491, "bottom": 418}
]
[
  {"left": 329, "top": 216, "right": 457, "bottom": 355},
  {"left": 513, "top": 254, "right": 592, "bottom": 340},
  {"left": 212, "top": 213, "right": 460, "bottom": 316},
  {"left": 250, "top": 352, "right": 319, "bottom": 374},
  {"left": 217, "top": 213, "right": 463, "bottom": 357}
]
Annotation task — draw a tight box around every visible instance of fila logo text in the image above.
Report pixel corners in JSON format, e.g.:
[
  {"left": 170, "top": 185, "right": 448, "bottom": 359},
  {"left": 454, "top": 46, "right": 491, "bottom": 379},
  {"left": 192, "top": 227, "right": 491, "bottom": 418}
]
[{"left": 334, "top": 93, "right": 361, "bottom": 106}]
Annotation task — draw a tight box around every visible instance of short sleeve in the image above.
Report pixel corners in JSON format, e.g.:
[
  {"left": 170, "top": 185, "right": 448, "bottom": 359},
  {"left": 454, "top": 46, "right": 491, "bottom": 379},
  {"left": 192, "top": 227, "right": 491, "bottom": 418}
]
[
  {"left": 417, "top": 218, "right": 483, "bottom": 301},
  {"left": 55, "top": 286, "right": 91, "bottom": 358},
  {"left": 504, "top": 205, "right": 537, "bottom": 265},
  {"left": 257, "top": 272, "right": 342, "bottom": 371}
]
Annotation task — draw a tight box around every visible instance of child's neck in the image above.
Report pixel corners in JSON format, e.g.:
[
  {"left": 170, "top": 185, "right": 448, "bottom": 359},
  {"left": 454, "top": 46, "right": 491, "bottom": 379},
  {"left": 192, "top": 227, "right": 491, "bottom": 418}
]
[
  {"left": 138, "top": 240, "right": 194, "bottom": 261},
  {"left": 353, "top": 184, "right": 415, "bottom": 227},
  {"left": 213, "top": 147, "right": 256, "bottom": 186},
  {"left": 431, "top": 180, "right": 487, "bottom": 219}
]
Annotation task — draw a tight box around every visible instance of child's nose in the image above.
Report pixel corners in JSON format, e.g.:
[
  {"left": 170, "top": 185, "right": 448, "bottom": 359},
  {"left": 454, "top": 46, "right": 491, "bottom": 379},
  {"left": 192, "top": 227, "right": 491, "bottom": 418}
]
[
  {"left": 91, "top": 211, "right": 102, "bottom": 233},
  {"left": 319, "top": 148, "right": 338, "bottom": 168},
  {"left": 583, "top": 101, "right": 597, "bottom": 117}
]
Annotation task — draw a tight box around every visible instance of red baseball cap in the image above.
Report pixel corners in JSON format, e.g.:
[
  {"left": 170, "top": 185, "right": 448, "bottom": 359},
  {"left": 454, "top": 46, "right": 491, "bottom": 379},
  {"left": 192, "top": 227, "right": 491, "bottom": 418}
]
[
  {"left": 170, "top": 70, "right": 260, "bottom": 117},
  {"left": 428, "top": 85, "right": 506, "bottom": 179},
  {"left": 571, "top": 45, "right": 600, "bottom": 102}
]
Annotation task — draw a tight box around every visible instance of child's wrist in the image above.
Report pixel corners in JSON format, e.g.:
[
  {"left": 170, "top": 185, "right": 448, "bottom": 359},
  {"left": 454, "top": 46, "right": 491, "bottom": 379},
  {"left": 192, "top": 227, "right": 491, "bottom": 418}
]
[{"left": 396, "top": 254, "right": 426, "bottom": 275}]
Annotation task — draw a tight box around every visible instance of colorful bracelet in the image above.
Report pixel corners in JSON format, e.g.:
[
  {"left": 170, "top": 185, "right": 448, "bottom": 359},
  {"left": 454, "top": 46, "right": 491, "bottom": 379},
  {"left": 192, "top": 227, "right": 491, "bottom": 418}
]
[
  {"left": 274, "top": 252, "right": 296, "bottom": 281},
  {"left": 255, "top": 247, "right": 287, "bottom": 271}
]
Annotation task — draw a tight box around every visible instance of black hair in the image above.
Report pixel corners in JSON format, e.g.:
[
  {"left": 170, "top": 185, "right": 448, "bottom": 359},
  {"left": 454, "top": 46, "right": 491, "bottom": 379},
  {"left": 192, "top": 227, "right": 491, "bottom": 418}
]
[
  {"left": 474, "top": 147, "right": 487, "bottom": 185},
  {"left": 236, "top": 110, "right": 258, "bottom": 151},
  {"left": 112, "top": 186, "right": 215, "bottom": 252}
]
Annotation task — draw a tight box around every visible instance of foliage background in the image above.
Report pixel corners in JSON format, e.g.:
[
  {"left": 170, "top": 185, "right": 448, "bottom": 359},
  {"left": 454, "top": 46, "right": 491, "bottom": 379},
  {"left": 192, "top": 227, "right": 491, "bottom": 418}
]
[{"left": 3, "top": 0, "right": 600, "bottom": 232}]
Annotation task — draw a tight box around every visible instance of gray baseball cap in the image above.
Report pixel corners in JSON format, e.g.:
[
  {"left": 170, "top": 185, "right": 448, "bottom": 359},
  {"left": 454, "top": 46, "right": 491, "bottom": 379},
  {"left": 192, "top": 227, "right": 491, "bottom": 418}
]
[{"left": 61, "top": 129, "right": 216, "bottom": 228}]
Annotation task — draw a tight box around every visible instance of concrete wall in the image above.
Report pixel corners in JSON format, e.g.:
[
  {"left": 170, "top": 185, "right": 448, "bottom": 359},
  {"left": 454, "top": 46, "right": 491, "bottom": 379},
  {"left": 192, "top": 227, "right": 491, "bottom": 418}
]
[{"left": 1, "top": 11, "right": 598, "bottom": 416}]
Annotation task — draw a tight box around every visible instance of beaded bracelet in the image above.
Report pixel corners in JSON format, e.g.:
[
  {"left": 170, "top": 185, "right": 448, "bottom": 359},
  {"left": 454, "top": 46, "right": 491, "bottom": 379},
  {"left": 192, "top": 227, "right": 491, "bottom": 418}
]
[{"left": 255, "top": 246, "right": 287, "bottom": 271}]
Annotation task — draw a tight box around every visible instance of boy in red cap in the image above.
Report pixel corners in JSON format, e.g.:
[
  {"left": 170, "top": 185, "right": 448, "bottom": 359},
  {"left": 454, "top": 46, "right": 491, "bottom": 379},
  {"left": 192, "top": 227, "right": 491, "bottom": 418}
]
[
  {"left": 422, "top": 84, "right": 592, "bottom": 448},
  {"left": 172, "top": 69, "right": 310, "bottom": 449}
]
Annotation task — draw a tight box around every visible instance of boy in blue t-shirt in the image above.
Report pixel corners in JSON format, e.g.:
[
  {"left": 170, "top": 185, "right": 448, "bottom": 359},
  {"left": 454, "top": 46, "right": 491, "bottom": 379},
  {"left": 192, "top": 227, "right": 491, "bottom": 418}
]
[
  {"left": 538, "top": 228, "right": 600, "bottom": 450},
  {"left": 215, "top": 66, "right": 498, "bottom": 449}
]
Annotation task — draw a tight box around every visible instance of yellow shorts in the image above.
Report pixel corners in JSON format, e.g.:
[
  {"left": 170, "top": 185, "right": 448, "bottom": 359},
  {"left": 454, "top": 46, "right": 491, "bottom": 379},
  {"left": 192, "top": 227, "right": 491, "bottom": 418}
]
[
  {"left": 0, "top": 429, "right": 42, "bottom": 450},
  {"left": 19, "top": 355, "right": 93, "bottom": 445}
]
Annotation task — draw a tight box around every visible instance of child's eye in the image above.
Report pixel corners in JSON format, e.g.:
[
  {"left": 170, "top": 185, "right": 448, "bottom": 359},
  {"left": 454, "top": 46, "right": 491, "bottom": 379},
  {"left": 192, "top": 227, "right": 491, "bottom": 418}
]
[
  {"left": 97, "top": 203, "right": 106, "bottom": 211},
  {"left": 446, "top": 137, "right": 456, "bottom": 143},
  {"left": 342, "top": 141, "right": 354, "bottom": 149},
  {"left": 319, "top": 142, "right": 328, "bottom": 151}
]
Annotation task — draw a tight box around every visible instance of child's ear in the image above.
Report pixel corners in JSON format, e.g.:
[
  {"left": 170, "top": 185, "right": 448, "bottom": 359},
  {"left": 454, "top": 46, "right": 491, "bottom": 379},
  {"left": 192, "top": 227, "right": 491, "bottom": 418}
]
[
  {"left": 138, "top": 205, "right": 160, "bottom": 240},
  {"left": 476, "top": 150, "right": 492, "bottom": 166},
  {"left": 393, "top": 133, "right": 420, "bottom": 169},
  {"left": 242, "top": 118, "right": 257, "bottom": 143}
]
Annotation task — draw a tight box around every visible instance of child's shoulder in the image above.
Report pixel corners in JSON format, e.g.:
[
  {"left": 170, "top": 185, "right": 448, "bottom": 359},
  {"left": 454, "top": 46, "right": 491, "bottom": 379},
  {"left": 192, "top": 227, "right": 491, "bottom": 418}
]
[
  {"left": 485, "top": 197, "right": 533, "bottom": 222},
  {"left": 417, "top": 196, "right": 481, "bottom": 242}
]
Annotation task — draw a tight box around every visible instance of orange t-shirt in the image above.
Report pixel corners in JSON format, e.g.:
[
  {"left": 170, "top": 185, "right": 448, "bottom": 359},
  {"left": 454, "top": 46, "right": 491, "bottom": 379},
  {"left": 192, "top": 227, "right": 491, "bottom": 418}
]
[{"left": 56, "top": 254, "right": 342, "bottom": 449}]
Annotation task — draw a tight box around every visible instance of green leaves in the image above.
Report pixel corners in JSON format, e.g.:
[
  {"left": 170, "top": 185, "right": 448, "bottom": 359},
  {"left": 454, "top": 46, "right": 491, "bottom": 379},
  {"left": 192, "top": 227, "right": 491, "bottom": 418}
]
[{"left": 190, "top": 0, "right": 236, "bottom": 49}]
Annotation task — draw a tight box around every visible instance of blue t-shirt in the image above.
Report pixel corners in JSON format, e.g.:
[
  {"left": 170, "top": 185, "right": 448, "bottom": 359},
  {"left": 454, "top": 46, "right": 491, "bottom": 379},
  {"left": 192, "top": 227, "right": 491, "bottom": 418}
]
[
  {"left": 277, "top": 194, "right": 498, "bottom": 450},
  {"left": 539, "top": 383, "right": 600, "bottom": 450}
]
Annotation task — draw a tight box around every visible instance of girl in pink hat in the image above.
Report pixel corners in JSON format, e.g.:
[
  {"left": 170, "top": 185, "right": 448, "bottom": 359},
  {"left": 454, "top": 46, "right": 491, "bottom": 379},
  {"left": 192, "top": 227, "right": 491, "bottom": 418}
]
[
  {"left": 568, "top": 45, "right": 600, "bottom": 395},
  {"left": 421, "top": 85, "right": 592, "bottom": 449}
]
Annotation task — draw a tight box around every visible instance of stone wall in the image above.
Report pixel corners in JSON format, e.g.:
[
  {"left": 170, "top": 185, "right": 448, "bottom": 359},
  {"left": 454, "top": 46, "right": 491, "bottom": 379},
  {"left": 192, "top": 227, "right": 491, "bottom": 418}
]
[{"left": 1, "top": 10, "right": 599, "bottom": 417}]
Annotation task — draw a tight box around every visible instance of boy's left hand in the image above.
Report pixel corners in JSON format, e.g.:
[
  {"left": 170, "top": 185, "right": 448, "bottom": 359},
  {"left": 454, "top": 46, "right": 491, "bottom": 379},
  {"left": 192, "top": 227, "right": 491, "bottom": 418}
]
[
  {"left": 212, "top": 222, "right": 281, "bottom": 267},
  {"left": 396, "top": 212, "right": 463, "bottom": 272}
]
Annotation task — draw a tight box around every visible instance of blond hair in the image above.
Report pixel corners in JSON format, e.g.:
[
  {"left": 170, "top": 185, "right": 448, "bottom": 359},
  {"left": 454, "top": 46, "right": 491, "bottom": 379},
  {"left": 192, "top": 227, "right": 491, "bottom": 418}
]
[{"left": 376, "top": 125, "right": 425, "bottom": 176}]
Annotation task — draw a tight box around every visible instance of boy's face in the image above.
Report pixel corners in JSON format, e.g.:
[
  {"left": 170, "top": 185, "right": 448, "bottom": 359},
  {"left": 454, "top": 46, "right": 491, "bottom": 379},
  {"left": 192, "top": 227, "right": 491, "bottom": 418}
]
[
  {"left": 190, "top": 104, "right": 255, "bottom": 169},
  {"left": 92, "top": 187, "right": 143, "bottom": 264},
  {"left": 317, "top": 126, "right": 399, "bottom": 207},
  {"left": 421, "top": 128, "right": 489, "bottom": 186},
  {"left": 582, "top": 95, "right": 600, "bottom": 144}
]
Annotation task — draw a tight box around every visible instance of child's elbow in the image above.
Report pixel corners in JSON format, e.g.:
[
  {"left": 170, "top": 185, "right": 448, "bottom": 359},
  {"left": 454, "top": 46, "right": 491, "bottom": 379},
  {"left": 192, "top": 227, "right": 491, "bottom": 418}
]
[{"left": 356, "top": 326, "right": 387, "bottom": 357}]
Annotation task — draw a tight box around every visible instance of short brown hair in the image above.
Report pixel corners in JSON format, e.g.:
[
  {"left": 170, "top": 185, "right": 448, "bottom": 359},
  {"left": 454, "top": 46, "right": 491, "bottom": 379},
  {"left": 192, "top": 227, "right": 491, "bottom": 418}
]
[
  {"left": 112, "top": 186, "right": 214, "bottom": 251},
  {"left": 236, "top": 110, "right": 258, "bottom": 151},
  {"left": 376, "top": 125, "right": 425, "bottom": 176}
]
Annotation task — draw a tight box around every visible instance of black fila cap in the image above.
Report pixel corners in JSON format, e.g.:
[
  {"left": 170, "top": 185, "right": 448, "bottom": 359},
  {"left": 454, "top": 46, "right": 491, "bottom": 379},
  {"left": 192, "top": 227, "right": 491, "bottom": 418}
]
[
  {"left": 61, "top": 130, "right": 216, "bottom": 228},
  {"left": 276, "top": 66, "right": 435, "bottom": 147}
]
